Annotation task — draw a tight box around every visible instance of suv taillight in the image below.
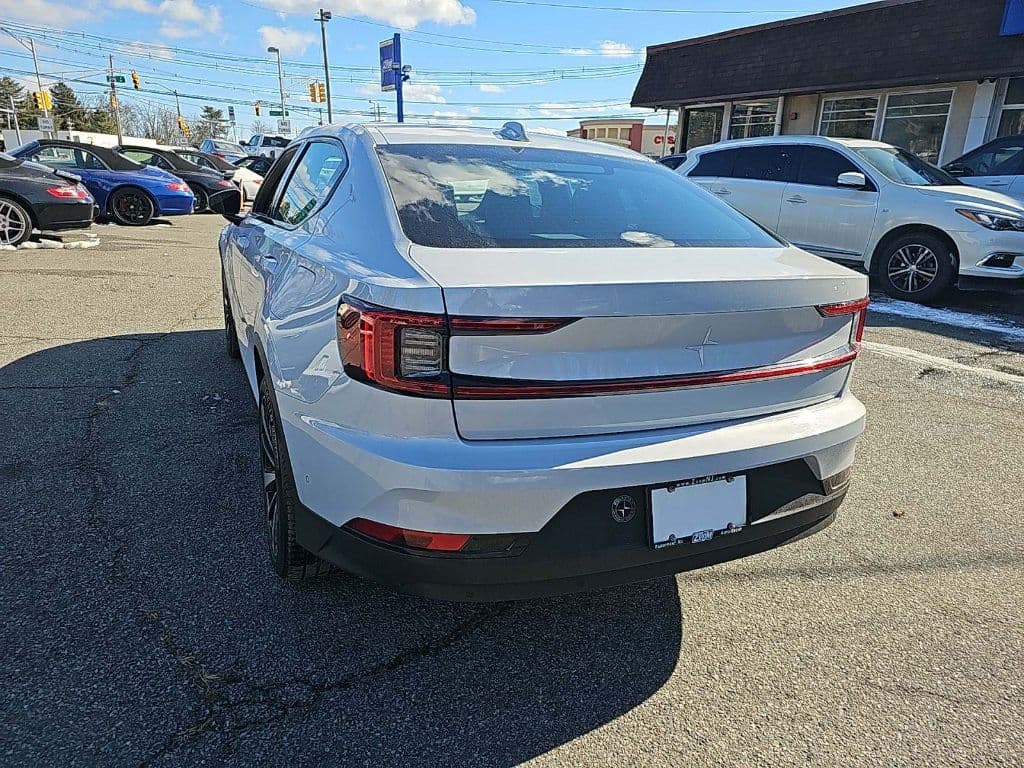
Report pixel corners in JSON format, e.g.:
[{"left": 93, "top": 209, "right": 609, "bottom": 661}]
[{"left": 336, "top": 298, "right": 449, "bottom": 397}]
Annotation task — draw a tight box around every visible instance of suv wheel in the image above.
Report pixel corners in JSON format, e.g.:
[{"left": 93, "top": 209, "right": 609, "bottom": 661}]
[
  {"left": 258, "top": 375, "right": 331, "bottom": 581},
  {"left": 878, "top": 232, "right": 955, "bottom": 303}
]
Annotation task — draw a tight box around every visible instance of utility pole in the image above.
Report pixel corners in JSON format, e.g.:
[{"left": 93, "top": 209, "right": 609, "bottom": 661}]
[
  {"left": 315, "top": 9, "right": 333, "bottom": 123},
  {"left": 394, "top": 33, "right": 404, "bottom": 124},
  {"left": 108, "top": 54, "right": 123, "bottom": 144},
  {"left": 267, "top": 46, "right": 285, "bottom": 126},
  {"left": 0, "top": 28, "right": 51, "bottom": 137},
  {"left": 9, "top": 95, "right": 22, "bottom": 144}
]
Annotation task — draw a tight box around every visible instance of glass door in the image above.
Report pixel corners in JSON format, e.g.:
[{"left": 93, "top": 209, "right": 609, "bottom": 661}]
[{"left": 684, "top": 106, "right": 725, "bottom": 151}]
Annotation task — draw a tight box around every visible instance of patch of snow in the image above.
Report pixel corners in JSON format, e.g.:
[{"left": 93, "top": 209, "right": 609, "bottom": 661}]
[{"left": 870, "top": 298, "right": 1024, "bottom": 341}]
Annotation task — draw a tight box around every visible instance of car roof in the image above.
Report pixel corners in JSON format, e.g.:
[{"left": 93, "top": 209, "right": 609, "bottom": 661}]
[
  {"left": 687, "top": 135, "right": 893, "bottom": 153},
  {"left": 306, "top": 122, "right": 645, "bottom": 161}
]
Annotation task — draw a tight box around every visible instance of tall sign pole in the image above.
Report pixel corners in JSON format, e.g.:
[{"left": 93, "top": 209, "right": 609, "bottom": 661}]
[
  {"left": 315, "top": 9, "right": 333, "bottom": 123},
  {"left": 393, "top": 34, "right": 404, "bottom": 124}
]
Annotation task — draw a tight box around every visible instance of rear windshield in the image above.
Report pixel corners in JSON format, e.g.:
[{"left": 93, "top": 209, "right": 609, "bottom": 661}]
[{"left": 376, "top": 144, "right": 779, "bottom": 249}]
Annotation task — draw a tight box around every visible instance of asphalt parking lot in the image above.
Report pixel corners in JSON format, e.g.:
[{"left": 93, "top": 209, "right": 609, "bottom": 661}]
[{"left": 2, "top": 215, "right": 1022, "bottom": 767}]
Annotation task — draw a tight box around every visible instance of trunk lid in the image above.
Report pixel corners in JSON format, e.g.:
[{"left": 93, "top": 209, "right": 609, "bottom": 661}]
[{"left": 409, "top": 244, "right": 867, "bottom": 440}]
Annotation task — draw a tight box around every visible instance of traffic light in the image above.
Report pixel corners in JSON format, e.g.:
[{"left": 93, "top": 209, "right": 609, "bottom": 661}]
[
  {"left": 255, "top": 101, "right": 261, "bottom": 116},
  {"left": 32, "top": 91, "right": 43, "bottom": 110},
  {"left": 317, "top": 82, "right": 326, "bottom": 103},
  {"left": 109, "top": 92, "right": 118, "bottom": 110},
  {"left": 309, "top": 82, "right": 318, "bottom": 102},
  {"left": 177, "top": 115, "right": 190, "bottom": 138},
  {"left": 131, "top": 71, "right": 140, "bottom": 90},
  {"left": 42, "top": 90, "right": 52, "bottom": 110}
]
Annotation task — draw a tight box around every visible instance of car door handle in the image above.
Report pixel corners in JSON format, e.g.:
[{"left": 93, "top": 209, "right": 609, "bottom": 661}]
[
  {"left": 786, "top": 195, "right": 808, "bottom": 204},
  {"left": 983, "top": 181, "right": 1009, "bottom": 187},
  {"left": 712, "top": 188, "right": 731, "bottom": 196}
]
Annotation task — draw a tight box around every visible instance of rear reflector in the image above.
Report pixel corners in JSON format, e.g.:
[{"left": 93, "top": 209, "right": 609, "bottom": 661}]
[{"left": 345, "top": 518, "right": 471, "bottom": 552}]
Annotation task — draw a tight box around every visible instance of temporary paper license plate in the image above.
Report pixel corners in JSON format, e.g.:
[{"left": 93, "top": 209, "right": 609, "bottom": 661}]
[{"left": 650, "top": 474, "right": 746, "bottom": 549}]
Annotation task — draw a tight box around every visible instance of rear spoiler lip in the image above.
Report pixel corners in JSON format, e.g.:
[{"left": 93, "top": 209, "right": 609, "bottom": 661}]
[{"left": 54, "top": 169, "right": 82, "bottom": 183}]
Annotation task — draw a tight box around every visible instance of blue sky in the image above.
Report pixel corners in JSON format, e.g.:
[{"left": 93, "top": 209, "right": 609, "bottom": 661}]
[{"left": 0, "top": 0, "right": 858, "bottom": 136}]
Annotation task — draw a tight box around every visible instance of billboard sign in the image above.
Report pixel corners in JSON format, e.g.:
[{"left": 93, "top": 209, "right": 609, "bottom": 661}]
[{"left": 380, "top": 36, "right": 398, "bottom": 92}]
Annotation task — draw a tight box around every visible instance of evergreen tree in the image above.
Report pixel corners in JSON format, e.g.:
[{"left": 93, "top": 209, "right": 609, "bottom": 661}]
[
  {"left": 191, "top": 105, "right": 226, "bottom": 143},
  {"left": 0, "top": 75, "right": 38, "bottom": 129},
  {"left": 49, "top": 82, "right": 88, "bottom": 130}
]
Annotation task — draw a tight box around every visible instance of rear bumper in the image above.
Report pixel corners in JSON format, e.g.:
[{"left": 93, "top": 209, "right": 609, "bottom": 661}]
[
  {"left": 34, "top": 200, "right": 94, "bottom": 232},
  {"left": 295, "top": 466, "right": 849, "bottom": 602}
]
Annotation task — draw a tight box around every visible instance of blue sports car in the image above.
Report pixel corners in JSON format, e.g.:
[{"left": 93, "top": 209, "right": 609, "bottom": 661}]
[{"left": 12, "top": 139, "right": 194, "bottom": 226}]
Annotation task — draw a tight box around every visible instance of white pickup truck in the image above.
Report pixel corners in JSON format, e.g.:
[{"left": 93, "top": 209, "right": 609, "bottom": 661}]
[{"left": 240, "top": 134, "right": 291, "bottom": 159}]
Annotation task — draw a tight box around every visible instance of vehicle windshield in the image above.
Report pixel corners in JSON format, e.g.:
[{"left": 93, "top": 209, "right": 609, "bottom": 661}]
[
  {"left": 376, "top": 144, "right": 780, "bottom": 249},
  {"left": 852, "top": 146, "right": 959, "bottom": 186},
  {"left": 210, "top": 140, "right": 241, "bottom": 152},
  {"left": 263, "top": 136, "right": 289, "bottom": 147}
]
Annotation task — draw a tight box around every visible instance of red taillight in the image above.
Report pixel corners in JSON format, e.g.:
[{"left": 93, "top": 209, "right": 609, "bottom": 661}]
[
  {"left": 46, "top": 184, "right": 90, "bottom": 199},
  {"left": 337, "top": 298, "right": 449, "bottom": 397},
  {"left": 345, "top": 518, "right": 470, "bottom": 552},
  {"left": 817, "top": 297, "right": 870, "bottom": 343},
  {"left": 216, "top": 179, "right": 235, "bottom": 188},
  {"left": 166, "top": 182, "right": 191, "bottom": 193},
  {"left": 213, "top": 152, "right": 225, "bottom": 158}
]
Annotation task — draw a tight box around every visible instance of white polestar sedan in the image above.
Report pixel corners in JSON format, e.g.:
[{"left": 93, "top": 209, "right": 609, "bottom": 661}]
[{"left": 218, "top": 122, "right": 868, "bottom": 601}]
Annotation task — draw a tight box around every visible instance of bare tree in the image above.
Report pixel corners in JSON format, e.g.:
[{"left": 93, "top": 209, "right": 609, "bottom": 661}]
[{"left": 123, "top": 102, "right": 181, "bottom": 145}]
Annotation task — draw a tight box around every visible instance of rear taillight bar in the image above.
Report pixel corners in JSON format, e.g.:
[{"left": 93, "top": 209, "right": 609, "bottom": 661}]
[{"left": 816, "top": 297, "right": 869, "bottom": 344}]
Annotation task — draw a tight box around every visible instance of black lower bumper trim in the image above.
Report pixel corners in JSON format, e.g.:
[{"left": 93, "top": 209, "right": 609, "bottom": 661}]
[{"left": 294, "top": 463, "right": 849, "bottom": 602}]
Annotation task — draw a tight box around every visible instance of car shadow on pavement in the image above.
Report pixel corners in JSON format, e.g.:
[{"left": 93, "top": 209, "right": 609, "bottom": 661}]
[{"left": 1, "top": 330, "right": 683, "bottom": 768}]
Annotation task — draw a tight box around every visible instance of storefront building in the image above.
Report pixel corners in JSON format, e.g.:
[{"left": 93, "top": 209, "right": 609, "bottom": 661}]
[
  {"left": 631, "top": 0, "right": 1024, "bottom": 164},
  {"left": 568, "top": 118, "right": 677, "bottom": 159}
]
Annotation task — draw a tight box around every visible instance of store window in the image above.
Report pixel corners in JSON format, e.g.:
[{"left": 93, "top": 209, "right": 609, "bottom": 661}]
[
  {"left": 596, "top": 127, "right": 607, "bottom": 139},
  {"left": 819, "top": 97, "right": 879, "bottom": 139},
  {"left": 728, "top": 100, "right": 778, "bottom": 140},
  {"left": 880, "top": 90, "right": 952, "bottom": 164},
  {"left": 684, "top": 105, "right": 725, "bottom": 150},
  {"left": 998, "top": 77, "right": 1024, "bottom": 137}
]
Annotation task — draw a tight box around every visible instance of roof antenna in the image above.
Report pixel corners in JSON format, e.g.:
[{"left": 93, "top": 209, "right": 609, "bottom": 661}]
[{"left": 495, "top": 121, "right": 528, "bottom": 142}]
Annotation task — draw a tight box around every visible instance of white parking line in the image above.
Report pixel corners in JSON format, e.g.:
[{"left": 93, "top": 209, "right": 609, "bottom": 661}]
[
  {"left": 862, "top": 341, "right": 1024, "bottom": 386},
  {"left": 870, "top": 298, "right": 1024, "bottom": 341}
]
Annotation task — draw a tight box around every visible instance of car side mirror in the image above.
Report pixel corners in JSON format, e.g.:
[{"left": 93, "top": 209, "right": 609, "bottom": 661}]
[
  {"left": 837, "top": 171, "right": 867, "bottom": 188},
  {"left": 945, "top": 163, "right": 971, "bottom": 177},
  {"left": 222, "top": 212, "right": 245, "bottom": 225}
]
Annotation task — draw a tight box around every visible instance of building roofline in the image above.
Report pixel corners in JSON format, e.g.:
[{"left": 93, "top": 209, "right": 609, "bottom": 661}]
[{"left": 646, "top": 0, "right": 924, "bottom": 54}]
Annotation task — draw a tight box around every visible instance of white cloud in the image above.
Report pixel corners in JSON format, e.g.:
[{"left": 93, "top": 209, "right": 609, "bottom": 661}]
[
  {"left": 121, "top": 40, "right": 175, "bottom": 61},
  {"left": 109, "top": 0, "right": 222, "bottom": 38},
  {"left": 599, "top": 40, "right": 636, "bottom": 58},
  {"left": 559, "top": 40, "right": 639, "bottom": 58},
  {"left": 478, "top": 83, "right": 505, "bottom": 94},
  {"left": 426, "top": 110, "right": 473, "bottom": 126},
  {"left": 259, "top": 26, "right": 316, "bottom": 56},
  {"left": 0, "top": 0, "right": 92, "bottom": 22},
  {"left": 357, "top": 79, "right": 446, "bottom": 104},
  {"left": 253, "top": 0, "right": 475, "bottom": 28}
]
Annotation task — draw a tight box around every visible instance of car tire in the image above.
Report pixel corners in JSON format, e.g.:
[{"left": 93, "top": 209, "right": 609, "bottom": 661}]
[
  {"left": 258, "top": 374, "right": 331, "bottom": 581},
  {"left": 877, "top": 231, "right": 955, "bottom": 303},
  {"left": 192, "top": 186, "right": 209, "bottom": 213},
  {"left": 109, "top": 187, "right": 155, "bottom": 226},
  {"left": 222, "top": 271, "right": 241, "bottom": 360},
  {"left": 0, "top": 196, "right": 33, "bottom": 246}
]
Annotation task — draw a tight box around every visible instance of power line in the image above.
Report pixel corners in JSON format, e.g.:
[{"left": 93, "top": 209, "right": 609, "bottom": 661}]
[{"left": 475, "top": 0, "right": 799, "bottom": 12}]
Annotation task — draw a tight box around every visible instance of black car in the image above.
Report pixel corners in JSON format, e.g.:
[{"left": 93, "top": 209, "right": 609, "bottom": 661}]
[
  {"left": 171, "top": 148, "right": 236, "bottom": 177},
  {"left": 233, "top": 154, "right": 274, "bottom": 176},
  {"left": 115, "top": 145, "right": 241, "bottom": 214},
  {"left": 657, "top": 152, "right": 688, "bottom": 170},
  {"left": 0, "top": 152, "right": 93, "bottom": 246}
]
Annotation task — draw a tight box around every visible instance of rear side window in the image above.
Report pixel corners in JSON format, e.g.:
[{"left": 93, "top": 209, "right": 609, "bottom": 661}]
[
  {"left": 797, "top": 147, "right": 864, "bottom": 187},
  {"left": 273, "top": 141, "right": 349, "bottom": 225},
  {"left": 377, "top": 143, "right": 780, "bottom": 250},
  {"left": 689, "top": 149, "right": 735, "bottom": 177},
  {"left": 958, "top": 140, "right": 1024, "bottom": 176},
  {"left": 731, "top": 146, "right": 800, "bottom": 182}
]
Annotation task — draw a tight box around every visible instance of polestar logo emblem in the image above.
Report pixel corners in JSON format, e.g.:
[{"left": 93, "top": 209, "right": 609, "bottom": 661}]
[{"left": 684, "top": 327, "right": 718, "bottom": 367}]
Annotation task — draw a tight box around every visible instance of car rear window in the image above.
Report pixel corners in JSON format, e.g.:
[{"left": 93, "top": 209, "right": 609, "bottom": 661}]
[{"left": 376, "top": 144, "right": 779, "bottom": 249}]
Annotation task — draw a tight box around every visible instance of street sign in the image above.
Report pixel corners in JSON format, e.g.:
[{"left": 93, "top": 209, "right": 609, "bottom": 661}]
[
  {"left": 106, "top": 75, "right": 126, "bottom": 83},
  {"left": 269, "top": 109, "right": 289, "bottom": 117},
  {"left": 379, "top": 37, "right": 397, "bottom": 92},
  {"left": 277, "top": 118, "right": 291, "bottom": 135},
  {"left": 36, "top": 116, "right": 54, "bottom": 132}
]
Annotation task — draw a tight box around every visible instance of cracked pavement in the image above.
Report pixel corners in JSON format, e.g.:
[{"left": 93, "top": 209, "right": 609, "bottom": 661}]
[{"left": 1, "top": 216, "right": 1022, "bottom": 767}]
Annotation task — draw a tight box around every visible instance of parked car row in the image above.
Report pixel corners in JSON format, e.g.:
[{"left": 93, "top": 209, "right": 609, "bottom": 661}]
[
  {"left": 666, "top": 133, "right": 1024, "bottom": 303},
  {"left": 0, "top": 139, "right": 244, "bottom": 238}
]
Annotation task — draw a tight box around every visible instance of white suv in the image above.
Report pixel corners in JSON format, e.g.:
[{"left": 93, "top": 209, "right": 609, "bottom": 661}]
[
  {"left": 219, "top": 123, "right": 867, "bottom": 601},
  {"left": 678, "top": 136, "right": 1024, "bottom": 302}
]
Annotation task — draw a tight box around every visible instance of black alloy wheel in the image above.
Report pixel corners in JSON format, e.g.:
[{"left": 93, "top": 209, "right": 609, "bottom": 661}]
[{"left": 109, "top": 188, "right": 155, "bottom": 226}]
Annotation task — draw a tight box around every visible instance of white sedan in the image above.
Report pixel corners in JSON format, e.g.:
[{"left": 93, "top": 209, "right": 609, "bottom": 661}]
[
  {"left": 218, "top": 122, "right": 867, "bottom": 601},
  {"left": 230, "top": 155, "right": 272, "bottom": 204}
]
